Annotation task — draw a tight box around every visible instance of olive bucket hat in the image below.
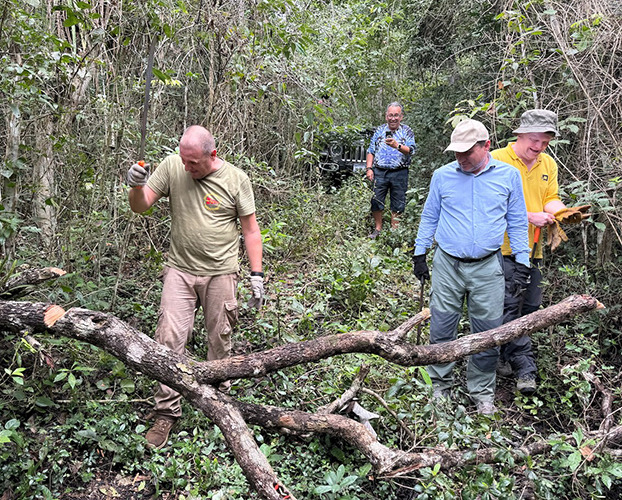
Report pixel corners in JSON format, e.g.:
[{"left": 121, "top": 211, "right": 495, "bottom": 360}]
[{"left": 513, "top": 109, "right": 558, "bottom": 136}]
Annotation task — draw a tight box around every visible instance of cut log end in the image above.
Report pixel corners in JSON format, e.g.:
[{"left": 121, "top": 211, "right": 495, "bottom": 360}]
[
  {"left": 44, "top": 305, "right": 67, "bottom": 327},
  {"left": 48, "top": 267, "right": 67, "bottom": 277}
]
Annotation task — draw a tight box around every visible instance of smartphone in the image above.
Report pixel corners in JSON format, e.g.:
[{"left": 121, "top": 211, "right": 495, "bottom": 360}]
[{"left": 385, "top": 131, "right": 392, "bottom": 138}]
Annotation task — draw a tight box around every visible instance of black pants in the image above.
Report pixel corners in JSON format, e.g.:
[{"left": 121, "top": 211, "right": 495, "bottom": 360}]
[{"left": 501, "top": 256, "right": 542, "bottom": 379}]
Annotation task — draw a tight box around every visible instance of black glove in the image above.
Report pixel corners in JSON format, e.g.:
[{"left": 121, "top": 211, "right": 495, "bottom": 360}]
[
  {"left": 512, "top": 262, "right": 531, "bottom": 298},
  {"left": 412, "top": 254, "right": 429, "bottom": 282}
]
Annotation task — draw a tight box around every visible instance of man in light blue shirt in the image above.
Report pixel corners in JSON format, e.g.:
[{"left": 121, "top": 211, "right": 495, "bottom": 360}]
[
  {"left": 412, "top": 119, "right": 530, "bottom": 415},
  {"left": 366, "top": 102, "right": 416, "bottom": 238}
]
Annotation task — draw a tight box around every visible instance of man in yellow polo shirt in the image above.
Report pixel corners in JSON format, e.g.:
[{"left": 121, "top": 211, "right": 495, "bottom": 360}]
[{"left": 491, "top": 109, "right": 567, "bottom": 395}]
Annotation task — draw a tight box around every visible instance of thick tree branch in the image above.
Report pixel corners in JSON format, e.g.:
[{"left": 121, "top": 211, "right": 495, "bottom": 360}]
[
  {"left": 0, "top": 294, "right": 603, "bottom": 498},
  {"left": 192, "top": 295, "right": 601, "bottom": 384}
]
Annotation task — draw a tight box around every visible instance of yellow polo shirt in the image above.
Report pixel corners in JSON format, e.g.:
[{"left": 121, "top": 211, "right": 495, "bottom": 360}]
[{"left": 491, "top": 143, "right": 560, "bottom": 259}]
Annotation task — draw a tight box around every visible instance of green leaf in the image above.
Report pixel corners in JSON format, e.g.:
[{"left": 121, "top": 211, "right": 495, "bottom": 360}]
[
  {"left": 152, "top": 68, "right": 169, "bottom": 83},
  {"left": 120, "top": 379, "right": 135, "bottom": 393},
  {"left": 63, "top": 14, "right": 81, "bottom": 28},
  {"left": 418, "top": 366, "right": 432, "bottom": 386},
  {"left": 77, "top": 429, "right": 99, "bottom": 440},
  {"left": 602, "top": 474, "right": 612, "bottom": 489},
  {"left": 5, "top": 419, "right": 20, "bottom": 430},
  {"left": 35, "top": 396, "right": 56, "bottom": 408},
  {"left": 565, "top": 450, "right": 582, "bottom": 471},
  {"left": 314, "top": 485, "right": 333, "bottom": 494},
  {"left": 96, "top": 378, "right": 111, "bottom": 390},
  {"left": 358, "top": 463, "right": 372, "bottom": 477},
  {"left": 330, "top": 445, "right": 346, "bottom": 462}
]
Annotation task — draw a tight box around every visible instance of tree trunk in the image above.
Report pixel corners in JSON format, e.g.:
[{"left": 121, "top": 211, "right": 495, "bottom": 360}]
[
  {"left": 33, "top": 118, "right": 57, "bottom": 250},
  {"left": 0, "top": 294, "right": 603, "bottom": 499}
]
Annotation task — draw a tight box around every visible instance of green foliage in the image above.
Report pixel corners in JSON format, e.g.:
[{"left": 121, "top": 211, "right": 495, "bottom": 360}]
[
  {"left": 0, "top": 0, "right": 620, "bottom": 497},
  {"left": 313, "top": 464, "right": 360, "bottom": 499}
]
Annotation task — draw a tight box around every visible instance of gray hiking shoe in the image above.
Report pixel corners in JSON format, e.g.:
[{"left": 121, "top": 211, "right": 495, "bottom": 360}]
[
  {"left": 497, "top": 361, "right": 513, "bottom": 377},
  {"left": 517, "top": 378, "right": 537, "bottom": 395},
  {"left": 145, "top": 415, "right": 177, "bottom": 449},
  {"left": 368, "top": 229, "right": 381, "bottom": 239},
  {"left": 476, "top": 401, "right": 498, "bottom": 416}
]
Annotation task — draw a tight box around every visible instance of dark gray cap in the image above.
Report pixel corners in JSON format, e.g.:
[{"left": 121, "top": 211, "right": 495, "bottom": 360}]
[{"left": 513, "top": 109, "right": 558, "bottom": 136}]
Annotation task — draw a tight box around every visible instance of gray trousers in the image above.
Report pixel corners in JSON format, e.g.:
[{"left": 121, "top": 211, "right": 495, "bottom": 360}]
[
  {"left": 428, "top": 249, "right": 505, "bottom": 403},
  {"left": 501, "top": 256, "right": 541, "bottom": 379}
]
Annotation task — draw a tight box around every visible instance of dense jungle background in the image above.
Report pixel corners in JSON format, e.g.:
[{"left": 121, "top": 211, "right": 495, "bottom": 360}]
[{"left": 1, "top": 0, "right": 621, "bottom": 498}]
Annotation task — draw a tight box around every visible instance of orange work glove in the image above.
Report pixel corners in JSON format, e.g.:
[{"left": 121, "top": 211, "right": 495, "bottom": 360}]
[{"left": 554, "top": 205, "right": 591, "bottom": 225}]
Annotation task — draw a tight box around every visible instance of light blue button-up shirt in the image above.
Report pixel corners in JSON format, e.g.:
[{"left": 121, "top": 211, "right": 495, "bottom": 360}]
[
  {"left": 414, "top": 157, "right": 530, "bottom": 266},
  {"left": 367, "top": 124, "right": 416, "bottom": 169}
]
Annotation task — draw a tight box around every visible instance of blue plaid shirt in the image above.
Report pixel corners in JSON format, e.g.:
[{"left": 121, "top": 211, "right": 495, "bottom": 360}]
[{"left": 367, "top": 124, "right": 416, "bottom": 170}]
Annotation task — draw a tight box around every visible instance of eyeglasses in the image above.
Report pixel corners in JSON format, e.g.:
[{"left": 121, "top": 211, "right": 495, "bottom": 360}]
[{"left": 387, "top": 113, "right": 402, "bottom": 118}]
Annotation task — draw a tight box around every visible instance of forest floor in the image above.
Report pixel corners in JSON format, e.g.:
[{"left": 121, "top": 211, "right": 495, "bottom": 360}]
[{"left": 55, "top": 376, "right": 541, "bottom": 500}]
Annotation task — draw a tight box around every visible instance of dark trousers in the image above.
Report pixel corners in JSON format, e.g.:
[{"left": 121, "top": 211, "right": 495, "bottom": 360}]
[
  {"left": 370, "top": 167, "right": 408, "bottom": 213},
  {"left": 501, "top": 256, "right": 542, "bottom": 379}
]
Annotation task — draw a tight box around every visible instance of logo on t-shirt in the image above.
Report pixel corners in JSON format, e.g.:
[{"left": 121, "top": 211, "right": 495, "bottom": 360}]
[
  {"left": 204, "top": 193, "right": 220, "bottom": 211},
  {"left": 542, "top": 174, "right": 549, "bottom": 181}
]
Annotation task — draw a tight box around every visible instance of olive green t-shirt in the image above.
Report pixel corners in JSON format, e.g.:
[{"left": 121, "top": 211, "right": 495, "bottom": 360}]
[{"left": 147, "top": 155, "right": 256, "bottom": 276}]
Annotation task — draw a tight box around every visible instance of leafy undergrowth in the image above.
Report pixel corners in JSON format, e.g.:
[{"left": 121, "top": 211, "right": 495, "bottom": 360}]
[{"left": 1, "top": 175, "right": 621, "bottom": 499}]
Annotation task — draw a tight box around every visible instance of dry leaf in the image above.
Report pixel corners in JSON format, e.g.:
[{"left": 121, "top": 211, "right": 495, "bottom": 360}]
[{"left": 580, "top": 445, "right": 595, "bottom": 461}]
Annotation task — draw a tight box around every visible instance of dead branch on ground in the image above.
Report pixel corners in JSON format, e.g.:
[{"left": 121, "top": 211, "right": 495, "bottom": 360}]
[{"left": 0, "top": 294, "right": 604, "bottom": 499}]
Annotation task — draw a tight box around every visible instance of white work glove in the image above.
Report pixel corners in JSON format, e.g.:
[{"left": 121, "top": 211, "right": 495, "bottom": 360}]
[
  {"left": 247, "top": 275, "right": 265, "bottom": 309},
  {"left": 127, "top": 163, "right": 149, "bottom": 187}
]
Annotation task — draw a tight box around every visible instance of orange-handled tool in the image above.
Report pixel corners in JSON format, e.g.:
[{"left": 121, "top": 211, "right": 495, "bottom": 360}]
[
  {"left": 135, "top": 33, "right": 158, "bottom": 189},
  {"left": 531, "top": 226, "right": 541, "bottom": 259},
  {"left": 132, "top": 161, "right": 146, "bottom": 189}
]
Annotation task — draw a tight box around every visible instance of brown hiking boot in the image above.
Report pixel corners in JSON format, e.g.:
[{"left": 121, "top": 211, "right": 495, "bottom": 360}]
[{"left": 145, "top": 415, "right": 177, "bottom": 449}]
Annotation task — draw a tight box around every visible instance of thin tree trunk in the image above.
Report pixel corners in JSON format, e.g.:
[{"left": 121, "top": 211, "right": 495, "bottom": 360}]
[{"left": 33, "top": 118, "right": 57, "bottom": 250}]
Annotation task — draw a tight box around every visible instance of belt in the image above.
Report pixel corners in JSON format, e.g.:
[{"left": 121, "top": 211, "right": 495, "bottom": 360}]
[
  {"left": 374, "top": 165, "right": 408, "bottom": 171},
  {"left": 441, "top": 248, "right": 499, "bottom": 263}
]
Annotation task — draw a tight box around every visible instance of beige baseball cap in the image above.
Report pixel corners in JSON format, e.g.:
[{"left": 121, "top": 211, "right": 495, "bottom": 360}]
[
  {"left": 445, "top": 119, "right": 490, "bottom": 153},
  {"left": 513, "top": 109, "right": 558, "bottom": 136}
]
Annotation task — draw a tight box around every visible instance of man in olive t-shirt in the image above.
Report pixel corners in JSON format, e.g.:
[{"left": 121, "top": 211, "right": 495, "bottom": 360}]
[{"left": 127, "top": 125, "right": 264, "bottom": 448}]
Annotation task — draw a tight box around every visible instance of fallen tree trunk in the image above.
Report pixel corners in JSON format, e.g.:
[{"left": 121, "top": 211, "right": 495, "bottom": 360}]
[
  {"left": 0, "top": 294, "right": 603, "bottom": 499},
  {"left": 0, "top": 266, "right": 66, "bottom": 299}
]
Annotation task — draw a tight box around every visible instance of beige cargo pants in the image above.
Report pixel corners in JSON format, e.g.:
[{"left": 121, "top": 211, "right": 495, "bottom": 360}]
[{"left": 153, "top": 266, "right": 238, "bottom": 418}]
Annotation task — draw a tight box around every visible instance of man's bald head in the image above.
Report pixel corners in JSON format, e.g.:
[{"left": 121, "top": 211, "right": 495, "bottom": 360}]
[
  {"left": 179, "top": 126, "right": 222, "bottom": 179},
  {"left": 180, "top": 126, "right": 215, "bottom": 157}
]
